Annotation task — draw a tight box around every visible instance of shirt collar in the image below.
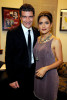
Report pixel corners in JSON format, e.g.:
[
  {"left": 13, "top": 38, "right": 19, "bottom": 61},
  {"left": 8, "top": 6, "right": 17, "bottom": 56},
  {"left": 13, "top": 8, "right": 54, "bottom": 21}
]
[{"left": 21, "top": 24, "right": 32, "bottom": 33}]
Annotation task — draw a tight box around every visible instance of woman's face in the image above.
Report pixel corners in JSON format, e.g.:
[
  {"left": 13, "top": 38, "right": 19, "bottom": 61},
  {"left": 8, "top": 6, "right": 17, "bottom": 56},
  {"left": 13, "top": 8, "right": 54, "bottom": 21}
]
[{"left": 38, "top": 16, "right": 52, "bottom": 35}]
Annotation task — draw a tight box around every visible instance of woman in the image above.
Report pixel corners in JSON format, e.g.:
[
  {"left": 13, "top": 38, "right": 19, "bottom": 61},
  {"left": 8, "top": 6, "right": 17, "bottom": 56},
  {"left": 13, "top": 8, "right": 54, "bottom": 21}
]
[{"left": 33, "top": 11, "right": 63, "bottom": 100}]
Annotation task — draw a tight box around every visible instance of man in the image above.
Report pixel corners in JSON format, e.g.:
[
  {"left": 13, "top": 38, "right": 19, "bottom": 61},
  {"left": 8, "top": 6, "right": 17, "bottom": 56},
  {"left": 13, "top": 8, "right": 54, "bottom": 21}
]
[{"left": 5, "top": 3, "right": 40, "bottom": 100}]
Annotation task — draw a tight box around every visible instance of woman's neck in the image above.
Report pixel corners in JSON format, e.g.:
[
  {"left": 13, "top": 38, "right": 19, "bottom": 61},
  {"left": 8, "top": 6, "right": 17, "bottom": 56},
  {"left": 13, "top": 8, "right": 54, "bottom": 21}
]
[
  {"left": 39, "top": 33, "right": 52, "bottom": 43},
  {"left": 41, "top": 32, "right": 51, "bottom": 39}
]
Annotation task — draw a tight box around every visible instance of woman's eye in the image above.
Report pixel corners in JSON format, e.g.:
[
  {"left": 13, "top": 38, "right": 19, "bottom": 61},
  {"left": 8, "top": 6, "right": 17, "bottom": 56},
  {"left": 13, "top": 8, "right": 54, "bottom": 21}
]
[
  {"left": 45, "top": 22, "right": 49, "bottom": 24},
  {"left": 39, "top": 22, "right": 42, "bottom": 24}
]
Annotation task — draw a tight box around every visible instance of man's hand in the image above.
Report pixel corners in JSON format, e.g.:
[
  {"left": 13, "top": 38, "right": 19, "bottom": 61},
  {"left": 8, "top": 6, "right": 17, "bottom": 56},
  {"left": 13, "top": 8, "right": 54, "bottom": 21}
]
[{"left": 9, "top": 81, "right": 20, "bottom": 89}]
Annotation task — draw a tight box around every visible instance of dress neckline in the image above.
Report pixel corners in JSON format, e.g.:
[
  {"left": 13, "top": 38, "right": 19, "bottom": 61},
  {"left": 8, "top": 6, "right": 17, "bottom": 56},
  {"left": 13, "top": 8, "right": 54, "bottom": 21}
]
[{"left": 38, "top": 38, "right": 53, "bottom": 44}]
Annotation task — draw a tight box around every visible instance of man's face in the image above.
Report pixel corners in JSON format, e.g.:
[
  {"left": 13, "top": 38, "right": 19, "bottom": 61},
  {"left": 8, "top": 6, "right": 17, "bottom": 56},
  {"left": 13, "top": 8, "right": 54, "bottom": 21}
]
[{"left": 20, "top": 11, "right": 34, "bottom": 29}]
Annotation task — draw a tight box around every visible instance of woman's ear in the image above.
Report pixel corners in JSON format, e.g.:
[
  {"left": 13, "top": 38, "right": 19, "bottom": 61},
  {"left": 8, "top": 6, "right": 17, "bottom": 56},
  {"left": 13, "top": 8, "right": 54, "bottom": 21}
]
[{"left": 51, "top": 23, "right": 52, "bottom": 28}]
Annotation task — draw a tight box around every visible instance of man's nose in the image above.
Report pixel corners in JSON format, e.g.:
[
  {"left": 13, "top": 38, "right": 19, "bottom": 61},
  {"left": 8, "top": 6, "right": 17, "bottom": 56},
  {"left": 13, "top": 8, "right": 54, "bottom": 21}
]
[{"left": 26, "top": 17, "right": 30, "bottom": 21}]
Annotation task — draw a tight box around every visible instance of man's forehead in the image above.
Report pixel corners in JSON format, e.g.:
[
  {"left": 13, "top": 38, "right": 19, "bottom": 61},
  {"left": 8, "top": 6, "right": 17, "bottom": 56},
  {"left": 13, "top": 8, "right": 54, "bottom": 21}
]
[{"left": 21, "top": 11, "right": 33, "bottom": 15}]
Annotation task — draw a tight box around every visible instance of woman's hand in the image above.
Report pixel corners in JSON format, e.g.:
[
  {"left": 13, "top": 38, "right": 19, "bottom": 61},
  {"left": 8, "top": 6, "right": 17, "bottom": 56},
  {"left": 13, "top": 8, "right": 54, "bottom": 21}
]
[{"left": 35, "top": 67, "right": 48, "bottom": 78}]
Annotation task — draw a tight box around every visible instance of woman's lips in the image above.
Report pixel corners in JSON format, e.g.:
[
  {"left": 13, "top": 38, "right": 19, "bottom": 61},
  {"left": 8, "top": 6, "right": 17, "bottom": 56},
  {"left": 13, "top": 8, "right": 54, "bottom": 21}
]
[{"left": 42, "top": 29, "right": 46, "bottom": 31}]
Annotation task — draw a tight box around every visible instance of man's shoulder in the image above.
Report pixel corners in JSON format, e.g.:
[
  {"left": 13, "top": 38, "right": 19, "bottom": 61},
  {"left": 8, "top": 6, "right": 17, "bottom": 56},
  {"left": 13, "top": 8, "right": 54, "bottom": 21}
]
[
  {"left": 32, "top": 26, "right": 38, "bottom": 31},
  {"left": 32, "top": 26, "right": 40, "bottom": 36},
  {"left": 6, "top": 25, "right": 21, "bottom": 38},
  {"left": 8, "top": 25, "right": 21, "bottom": 33}
]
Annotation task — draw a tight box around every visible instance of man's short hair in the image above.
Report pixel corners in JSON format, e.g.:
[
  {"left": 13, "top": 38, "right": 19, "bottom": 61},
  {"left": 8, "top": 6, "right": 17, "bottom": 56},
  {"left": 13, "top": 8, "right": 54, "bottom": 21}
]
[{"left": 19, "top": 3, "right": 35, "bottom": 16}]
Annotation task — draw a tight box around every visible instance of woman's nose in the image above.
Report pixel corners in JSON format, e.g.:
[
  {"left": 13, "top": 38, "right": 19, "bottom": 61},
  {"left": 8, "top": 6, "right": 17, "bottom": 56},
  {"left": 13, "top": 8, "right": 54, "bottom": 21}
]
[{"left": 42, "top": 23, "right": 45, "bottom": 27}]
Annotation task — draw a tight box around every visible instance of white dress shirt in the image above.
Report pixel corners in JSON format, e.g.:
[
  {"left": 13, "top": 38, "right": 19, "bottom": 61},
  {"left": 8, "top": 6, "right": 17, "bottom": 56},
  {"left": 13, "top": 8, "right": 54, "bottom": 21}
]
[{"left": 21, "top": 24, "right": 34, "bottom": 64}]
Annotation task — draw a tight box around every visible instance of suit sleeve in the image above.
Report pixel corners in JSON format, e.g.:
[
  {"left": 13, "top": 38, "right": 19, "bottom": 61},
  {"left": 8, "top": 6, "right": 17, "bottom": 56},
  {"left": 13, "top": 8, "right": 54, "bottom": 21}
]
[{"left": 5, "top": 30, "right": 16, "bottom": 83}]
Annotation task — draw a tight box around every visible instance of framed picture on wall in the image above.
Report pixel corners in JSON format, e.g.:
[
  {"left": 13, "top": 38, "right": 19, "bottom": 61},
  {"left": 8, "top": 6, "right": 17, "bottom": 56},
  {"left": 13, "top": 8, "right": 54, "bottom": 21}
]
[
  {"left": 2, "top": 7, "right": 20, "bottom": 31},
  {"left": 60, "top": 9, "right": 67, "bottom": 31}
]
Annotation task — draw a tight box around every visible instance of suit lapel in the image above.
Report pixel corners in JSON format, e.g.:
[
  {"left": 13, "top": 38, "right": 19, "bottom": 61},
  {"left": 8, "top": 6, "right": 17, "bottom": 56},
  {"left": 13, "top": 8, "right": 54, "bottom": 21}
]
[
  {"left": 17, "top": 25, "right": 27, "bottom": 45},
  {"left": 17, "top": 25, "right": 27, "bottom": 47},
  {"left": 17, "top": 25, "right": 37, "bottom": 47},
  {"left": 17, "top": 25, "right": 25, "bottom": 39}
]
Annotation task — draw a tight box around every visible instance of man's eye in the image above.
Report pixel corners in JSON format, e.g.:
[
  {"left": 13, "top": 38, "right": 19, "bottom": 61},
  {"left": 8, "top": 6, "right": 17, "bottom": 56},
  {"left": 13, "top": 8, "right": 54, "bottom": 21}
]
[
  {"left": 21, "top": 16, "right": 26, "bottom": 18},
  {"left": 29, "top": 16, "right": 33, "bottom": 18}
]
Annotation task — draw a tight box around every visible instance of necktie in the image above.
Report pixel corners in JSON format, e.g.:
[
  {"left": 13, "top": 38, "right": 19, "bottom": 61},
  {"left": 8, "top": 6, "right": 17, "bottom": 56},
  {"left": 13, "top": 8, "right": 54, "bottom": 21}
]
[{"left": 28, "top": 30, "right": 31, "bottom": 67}]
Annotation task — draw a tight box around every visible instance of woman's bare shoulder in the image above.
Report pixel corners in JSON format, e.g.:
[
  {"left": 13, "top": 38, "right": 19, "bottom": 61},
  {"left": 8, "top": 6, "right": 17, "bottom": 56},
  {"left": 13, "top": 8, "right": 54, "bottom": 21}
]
[{"left": 52, "top": 35, "right": 62, "bottom": 46}]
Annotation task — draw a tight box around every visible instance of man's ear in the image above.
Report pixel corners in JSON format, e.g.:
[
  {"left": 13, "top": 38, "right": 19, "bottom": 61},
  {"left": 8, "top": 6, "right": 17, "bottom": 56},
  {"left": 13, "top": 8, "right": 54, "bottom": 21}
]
[{"left": 20, "top": 16, "right": 21, "bottom": 20}]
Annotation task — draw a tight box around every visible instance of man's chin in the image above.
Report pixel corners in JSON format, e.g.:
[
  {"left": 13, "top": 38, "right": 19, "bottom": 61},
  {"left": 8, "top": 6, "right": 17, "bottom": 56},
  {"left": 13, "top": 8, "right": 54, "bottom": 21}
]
[
  {"left": 25, "top": 25, "right": 32, "bottom": 29},
  {"left": 24, "top": 23, "right": 32, "bottom": 28}
]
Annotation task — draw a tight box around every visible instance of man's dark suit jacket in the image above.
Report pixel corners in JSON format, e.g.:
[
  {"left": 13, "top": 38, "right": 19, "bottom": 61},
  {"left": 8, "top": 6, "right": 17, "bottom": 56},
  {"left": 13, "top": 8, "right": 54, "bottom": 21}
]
[{"left": 5, "top": 24, "right": 40, "bottom": 83}]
